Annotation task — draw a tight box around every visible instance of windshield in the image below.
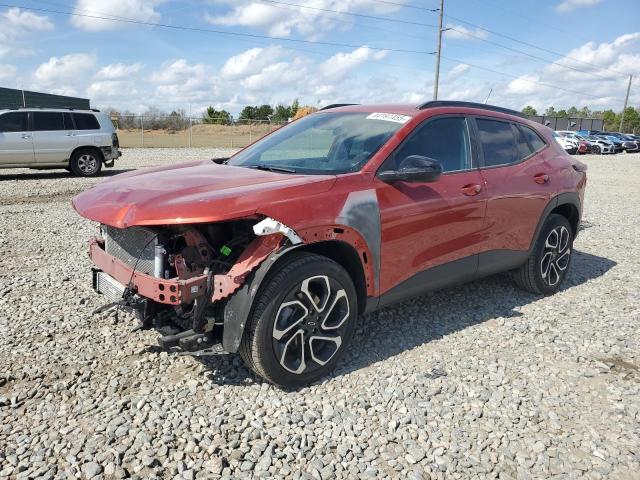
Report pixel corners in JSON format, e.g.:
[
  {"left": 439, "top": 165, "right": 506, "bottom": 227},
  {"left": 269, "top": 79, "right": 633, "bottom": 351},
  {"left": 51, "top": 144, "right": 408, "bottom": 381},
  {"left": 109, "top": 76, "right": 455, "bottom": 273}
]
[{"left": 227, "top": 112, "right": 407, "bottom": 174}]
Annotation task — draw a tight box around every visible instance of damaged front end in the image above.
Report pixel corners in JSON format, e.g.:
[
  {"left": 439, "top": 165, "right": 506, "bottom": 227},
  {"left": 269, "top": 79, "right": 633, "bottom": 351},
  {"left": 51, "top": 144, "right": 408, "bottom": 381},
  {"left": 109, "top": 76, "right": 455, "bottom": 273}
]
[{"left": 90, "top": 217, "right": 298, "bottom": 356}]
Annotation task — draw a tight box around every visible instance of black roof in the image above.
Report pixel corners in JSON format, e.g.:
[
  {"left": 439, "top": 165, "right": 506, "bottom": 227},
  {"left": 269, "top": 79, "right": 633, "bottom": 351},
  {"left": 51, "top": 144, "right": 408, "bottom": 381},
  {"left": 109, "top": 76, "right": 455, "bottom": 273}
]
[{"left": 418, "top": 100, "right": 525, "bottom": 118}]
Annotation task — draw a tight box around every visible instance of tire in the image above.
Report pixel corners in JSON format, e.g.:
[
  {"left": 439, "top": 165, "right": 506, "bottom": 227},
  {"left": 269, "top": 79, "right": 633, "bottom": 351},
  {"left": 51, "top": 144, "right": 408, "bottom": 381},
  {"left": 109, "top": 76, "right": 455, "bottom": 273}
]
[
  {"left": 592, "top": 145, "right": 601, "bottom": 155},
  {"left": 70, "top": 148, "right": 103, "bottom": 177},
  {"left": 513, "top": 214, "right": 574, "bottom": 295},
  {"left": 240, "top": 252, "right": 358, "bottom": 388}
]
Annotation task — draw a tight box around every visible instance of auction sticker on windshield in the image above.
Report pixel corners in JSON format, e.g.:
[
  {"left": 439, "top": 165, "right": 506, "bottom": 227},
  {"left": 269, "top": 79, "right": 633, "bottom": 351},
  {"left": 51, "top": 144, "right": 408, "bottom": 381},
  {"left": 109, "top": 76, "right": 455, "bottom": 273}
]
[{"left": 366, "top": 112, "right": 412, "bottom": 124}]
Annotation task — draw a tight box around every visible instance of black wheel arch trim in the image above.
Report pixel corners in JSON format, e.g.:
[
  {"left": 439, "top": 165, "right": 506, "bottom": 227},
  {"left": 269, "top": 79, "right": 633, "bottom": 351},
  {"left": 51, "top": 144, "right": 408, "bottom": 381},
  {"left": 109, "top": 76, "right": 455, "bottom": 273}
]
[{"left": 528, "top": 192, "right": 582, "bottom": 252}]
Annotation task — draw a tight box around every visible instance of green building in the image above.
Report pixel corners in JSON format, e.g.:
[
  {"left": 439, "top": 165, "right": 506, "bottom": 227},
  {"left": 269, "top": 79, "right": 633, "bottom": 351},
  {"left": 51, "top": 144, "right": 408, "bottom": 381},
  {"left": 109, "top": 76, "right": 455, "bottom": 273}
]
[{"left": 0, "top": 87, "right": 90, "bottom": 110}]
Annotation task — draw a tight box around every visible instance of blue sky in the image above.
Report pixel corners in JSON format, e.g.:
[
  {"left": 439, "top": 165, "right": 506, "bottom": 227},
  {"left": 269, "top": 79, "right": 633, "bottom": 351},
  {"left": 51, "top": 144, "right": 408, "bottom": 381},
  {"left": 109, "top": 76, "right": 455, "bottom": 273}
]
[{"left": 0, "top": 0, "right": 638, "bottom": 116}]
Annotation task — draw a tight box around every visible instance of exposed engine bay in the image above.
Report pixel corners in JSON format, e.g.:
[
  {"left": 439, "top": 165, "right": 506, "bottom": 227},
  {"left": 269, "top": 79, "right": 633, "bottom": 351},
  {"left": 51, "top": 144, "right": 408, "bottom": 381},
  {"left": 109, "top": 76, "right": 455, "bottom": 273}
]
[{"left": 92, "top": 217, "right": 290, "bottom": 355}]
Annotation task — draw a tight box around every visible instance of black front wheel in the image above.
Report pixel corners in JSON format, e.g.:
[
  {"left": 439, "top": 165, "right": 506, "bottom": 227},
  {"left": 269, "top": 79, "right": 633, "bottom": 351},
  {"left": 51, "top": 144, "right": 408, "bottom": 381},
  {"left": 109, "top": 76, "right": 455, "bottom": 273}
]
[
  {"left": 513, "top": 214, "right": 574, "bottom": 295},
  {"left": 240, "top": 252, "right": 358, "bottom": 388},
  {"left": 70, "top": 148, "right": 103, "bottom": 177}
]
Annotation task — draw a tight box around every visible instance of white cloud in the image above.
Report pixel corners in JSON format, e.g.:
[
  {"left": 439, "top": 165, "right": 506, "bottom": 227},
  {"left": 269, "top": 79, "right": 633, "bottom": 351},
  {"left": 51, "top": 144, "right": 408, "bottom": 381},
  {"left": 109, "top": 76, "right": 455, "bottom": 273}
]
[
  {"left": 556, "top": 0, "right": 601, "bottom": 13},
  {"left": 71, "top": 0, "right": 164, "bottom": 31},
  {"left": 221, "top": 46, "right": 284, "bottom": 79},
  {"left": 319, "top": 47, "right": 387, "bottom": 81},
  {"left": 96, "top": 62, "right": 143, "bottom": 79},
  {"left": 0, "top": 8, "right": 53, "bottom": 58},
  {"left": 444, "top": 23, "right": 489, "bottom": 41},
  {"left": 447, "top": 63, "right": 470, "bottom": 79},
  {"left": 34, "top": 53, "right": 97, "bottom": 86},
  {"left": 0, "top": 64, "right": 17, "bottom": 82},
  {"left": 206, "top": 0, "right": 404, "bottom": 38}
]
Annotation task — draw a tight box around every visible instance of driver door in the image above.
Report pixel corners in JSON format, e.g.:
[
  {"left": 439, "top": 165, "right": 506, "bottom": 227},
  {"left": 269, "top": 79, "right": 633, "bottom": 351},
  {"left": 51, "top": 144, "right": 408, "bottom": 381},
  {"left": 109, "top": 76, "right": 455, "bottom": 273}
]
[{"left": 376, "top": 115, "right": 487, "bottom": 300}]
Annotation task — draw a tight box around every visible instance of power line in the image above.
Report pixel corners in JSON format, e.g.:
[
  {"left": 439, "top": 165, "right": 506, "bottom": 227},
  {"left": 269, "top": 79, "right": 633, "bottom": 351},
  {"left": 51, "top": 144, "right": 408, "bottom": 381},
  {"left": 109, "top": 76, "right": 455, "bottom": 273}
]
[
  {"left": 369, "top": 0, "right": 439, "bottom": 11},
  {"left": 3, "top": 3, "right": 625, "bottom": 104},
  {"left": 0, "top": 3, "right": 436, "bottom": 55},
  {"left": 447, "top": 27, "right": 614, "bottom": 81},
  {"left": 258, "top": 0, "right": 438, "bottom": 29},
  {"left": 440, "top": 55, "right": 625, "bottom": 102},
  {"left": 442, "top": 13, "right": 630, "bottom": 77}
]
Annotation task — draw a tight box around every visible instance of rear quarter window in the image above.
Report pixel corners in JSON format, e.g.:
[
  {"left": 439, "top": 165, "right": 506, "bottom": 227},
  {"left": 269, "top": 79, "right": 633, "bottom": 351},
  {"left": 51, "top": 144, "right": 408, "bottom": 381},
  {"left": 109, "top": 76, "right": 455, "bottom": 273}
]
[
  {"left": 73, "top": 113, "right": 101, "bottom": 130},
  {"left": 519, "top": 124, "right": 547, "bottom": 152}
]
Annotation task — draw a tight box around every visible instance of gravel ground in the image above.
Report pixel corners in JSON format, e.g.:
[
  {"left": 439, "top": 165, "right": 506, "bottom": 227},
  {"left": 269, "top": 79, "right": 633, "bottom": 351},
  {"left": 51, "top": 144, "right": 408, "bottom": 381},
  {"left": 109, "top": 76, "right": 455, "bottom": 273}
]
[{"left": 1, "top": 149, "right": 639, "bottom": 480}]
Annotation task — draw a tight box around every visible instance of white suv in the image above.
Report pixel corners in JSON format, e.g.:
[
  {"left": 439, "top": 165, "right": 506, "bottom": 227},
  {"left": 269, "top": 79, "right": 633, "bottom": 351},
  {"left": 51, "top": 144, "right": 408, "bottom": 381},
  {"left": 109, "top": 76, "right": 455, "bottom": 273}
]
[{"left": 0, "top": 108, "right": 121, "bottom": 176}]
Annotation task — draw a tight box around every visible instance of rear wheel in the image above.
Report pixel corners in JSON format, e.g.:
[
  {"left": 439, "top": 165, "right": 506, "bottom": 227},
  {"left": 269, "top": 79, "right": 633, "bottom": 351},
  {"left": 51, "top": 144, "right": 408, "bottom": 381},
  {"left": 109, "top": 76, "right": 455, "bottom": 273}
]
[
  {"left": 591, "top": 145, "right": 601, "bottom": 154},
  {"left": 240, "top": 252, "right": 357, "bottom": 388},
  {"left": 513, "top": 214, "right": 573, "bottom": 295},
  {"left": 70, "top": 148, "right": 102, "bottom": 177}
]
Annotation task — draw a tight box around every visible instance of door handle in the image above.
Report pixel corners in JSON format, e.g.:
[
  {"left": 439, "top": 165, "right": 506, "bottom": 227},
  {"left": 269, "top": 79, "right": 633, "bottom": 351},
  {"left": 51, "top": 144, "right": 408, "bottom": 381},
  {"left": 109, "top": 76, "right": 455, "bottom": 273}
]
[
  {"left": 65, "top": 133, "right": 76, "bottom": 136},
  {"left": 534, "top": 174, "right": 550, "bottom": 184},
  {"left": 21, "top": 134, "right": 31, "bottom": 139},
  {"left": 461, "top": 184, "right": 482, "bottom": 196}
]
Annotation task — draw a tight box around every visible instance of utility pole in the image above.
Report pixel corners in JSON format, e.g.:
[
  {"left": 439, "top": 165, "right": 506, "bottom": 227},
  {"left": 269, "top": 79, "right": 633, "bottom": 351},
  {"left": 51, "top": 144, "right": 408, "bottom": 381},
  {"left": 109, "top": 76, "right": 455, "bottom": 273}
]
[
  {"left": 619, "top": 74, "right": 633, "bottom": 132},
  {"left": 432, "top": 0, "right": 444, "bottom": 100}
]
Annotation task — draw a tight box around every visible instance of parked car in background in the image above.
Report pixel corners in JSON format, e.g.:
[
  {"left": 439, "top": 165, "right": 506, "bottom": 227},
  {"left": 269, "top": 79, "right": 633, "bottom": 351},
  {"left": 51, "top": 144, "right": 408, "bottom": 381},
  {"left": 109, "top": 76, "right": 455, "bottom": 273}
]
[
  {"left": 606, "top": 133, "right": 640, "bottom": 152},
  {"left": 553, "top": 131, "right": 578, "bottom": 154},
  {"left": 73, "top": 101, "right": 587, "bottom": 387},
  {"left": 584, "top": 135, "right": 615, "bottom": 154},
  {"left": 595, "top": 134, "right": 625, "bottom": 153},
  {"left": 0, "top": 108, "right": 121, "bottom": 176}
]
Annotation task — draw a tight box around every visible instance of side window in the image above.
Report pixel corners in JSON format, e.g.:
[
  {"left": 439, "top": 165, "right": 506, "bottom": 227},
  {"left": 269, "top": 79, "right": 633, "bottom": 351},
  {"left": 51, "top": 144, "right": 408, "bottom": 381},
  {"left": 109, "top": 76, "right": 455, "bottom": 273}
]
[
  {"left": 392, "top": 117, "right": 471, "bottom": 172},
  {"left": 63, "top": 112, "right": 74, "bottom": 130},
  {"left": 519, "top": 124, "right": 547, "bottom": 152},
  {"left": 33, "top": 112, "right": 65, "bottom": 131},
  {"left": 73, "top": 113, "right": 100, "bottom": 130},
  {"left": 512, "top": 123, "right": 533, "bottom": 159},
  {"left": 476, "top": 118, "right": 517, "bottom": 167},
  {"left": 0, "top": 112, "right": 28, "bottom": 132}
]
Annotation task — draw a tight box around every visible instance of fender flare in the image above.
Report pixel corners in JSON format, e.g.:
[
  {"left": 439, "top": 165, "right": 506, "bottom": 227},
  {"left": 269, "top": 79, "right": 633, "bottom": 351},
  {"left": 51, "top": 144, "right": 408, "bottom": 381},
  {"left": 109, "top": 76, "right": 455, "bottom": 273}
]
[{"left": 528, "top": 192, "right": 582, "bottom": 252}]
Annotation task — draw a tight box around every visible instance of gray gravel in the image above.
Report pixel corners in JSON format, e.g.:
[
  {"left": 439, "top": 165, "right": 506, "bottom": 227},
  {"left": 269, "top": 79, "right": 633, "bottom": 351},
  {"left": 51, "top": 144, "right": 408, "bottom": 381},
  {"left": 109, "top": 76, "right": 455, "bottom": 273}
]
[{"left": 1, "top": 149, "right": 639, "bottom": 479}]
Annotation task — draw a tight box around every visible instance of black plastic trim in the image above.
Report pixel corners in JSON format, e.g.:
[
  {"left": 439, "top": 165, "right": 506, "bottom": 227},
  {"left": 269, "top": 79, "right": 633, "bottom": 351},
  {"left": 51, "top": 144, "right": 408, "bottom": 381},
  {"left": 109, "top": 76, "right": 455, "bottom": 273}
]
[
  {"left": 319, "top": 103, "right": 359, "bottom": 110},
  {"left": 417, "top": 101, "right": 525, "bottom": 118}
]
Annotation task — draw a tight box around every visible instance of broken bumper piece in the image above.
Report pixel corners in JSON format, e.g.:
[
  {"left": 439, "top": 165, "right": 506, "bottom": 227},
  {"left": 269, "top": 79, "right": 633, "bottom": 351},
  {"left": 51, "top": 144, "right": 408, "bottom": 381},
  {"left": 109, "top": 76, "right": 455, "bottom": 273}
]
[{"left": 89, "top": 237, "right": 207, "bottom": 306}]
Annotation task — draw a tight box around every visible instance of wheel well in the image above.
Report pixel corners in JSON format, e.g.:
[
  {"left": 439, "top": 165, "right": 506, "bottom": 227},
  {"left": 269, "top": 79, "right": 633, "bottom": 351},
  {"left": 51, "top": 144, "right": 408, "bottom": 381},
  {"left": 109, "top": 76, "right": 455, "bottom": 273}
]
[
  {"left": 551, "top": 202, "right": 579, "bottom": 236},
  {"left": 296, "top": 241, "right": 367, "bottom": 315},
  {"left": 70, "top": 146, "right": 104, "bottom": 165}
]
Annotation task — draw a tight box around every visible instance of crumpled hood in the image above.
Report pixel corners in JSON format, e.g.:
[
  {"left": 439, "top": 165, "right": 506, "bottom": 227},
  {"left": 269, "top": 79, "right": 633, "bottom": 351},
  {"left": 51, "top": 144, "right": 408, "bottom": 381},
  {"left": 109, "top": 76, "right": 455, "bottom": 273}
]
[{"left": 72, "top": 161, "right": 336, "bottom": 228}]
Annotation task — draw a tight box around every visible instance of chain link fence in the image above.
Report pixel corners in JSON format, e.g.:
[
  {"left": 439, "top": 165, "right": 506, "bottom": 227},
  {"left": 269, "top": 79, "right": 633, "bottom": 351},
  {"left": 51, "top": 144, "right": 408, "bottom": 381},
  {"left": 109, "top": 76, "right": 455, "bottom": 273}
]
[{"left": 111, "top": 114, "right": 287, "bottom": 148}]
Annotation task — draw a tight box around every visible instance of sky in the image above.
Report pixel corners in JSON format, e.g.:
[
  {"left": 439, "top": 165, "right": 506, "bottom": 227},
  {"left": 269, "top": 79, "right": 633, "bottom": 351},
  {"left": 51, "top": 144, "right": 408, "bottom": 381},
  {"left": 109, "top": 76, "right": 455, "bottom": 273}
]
[{"left": 0, "top": 0, "right": 639, "bottom": 117}]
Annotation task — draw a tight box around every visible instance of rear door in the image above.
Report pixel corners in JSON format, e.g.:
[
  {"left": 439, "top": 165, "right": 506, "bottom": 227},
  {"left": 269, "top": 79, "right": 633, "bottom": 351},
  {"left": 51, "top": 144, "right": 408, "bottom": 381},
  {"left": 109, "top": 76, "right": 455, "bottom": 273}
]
[
  {"left": 0, "top": 111, "right": 34, "bottom": 165},
  {"left": 33, "top": 111, "right": 77, "bottom": 163},
  {"left": 376, "top": 115, "right": 487, "bottom": 299},
  {"left": 472, "top": 117, "right": 553, "bottom": 273}
]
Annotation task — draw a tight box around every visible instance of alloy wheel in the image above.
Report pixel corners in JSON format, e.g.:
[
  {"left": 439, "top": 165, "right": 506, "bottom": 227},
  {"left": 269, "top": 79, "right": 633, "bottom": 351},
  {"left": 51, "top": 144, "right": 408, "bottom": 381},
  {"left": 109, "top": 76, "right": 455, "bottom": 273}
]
[
  {"left": 78, "top": 154, "right": 98, "bottom": 174},
  {"left": 272, "top": 275, "right": 350, "bottom": 375},
  {"left": 540, "top": 225, "right": 571, "bottom": 287}
]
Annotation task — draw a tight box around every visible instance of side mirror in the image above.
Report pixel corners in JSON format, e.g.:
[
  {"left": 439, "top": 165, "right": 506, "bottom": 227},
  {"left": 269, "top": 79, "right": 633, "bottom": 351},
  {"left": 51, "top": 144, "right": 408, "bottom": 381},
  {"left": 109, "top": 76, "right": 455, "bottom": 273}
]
[{"left": 377, "top": 155, "right": 443, "bottom": 183}]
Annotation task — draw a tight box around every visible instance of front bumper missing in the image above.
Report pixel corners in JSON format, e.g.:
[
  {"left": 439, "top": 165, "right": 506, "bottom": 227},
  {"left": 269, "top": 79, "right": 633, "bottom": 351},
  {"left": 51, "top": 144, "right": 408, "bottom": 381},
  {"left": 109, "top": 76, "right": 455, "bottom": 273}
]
[{"left": 89, "top": 237, "right": 207, "bottom": 306}]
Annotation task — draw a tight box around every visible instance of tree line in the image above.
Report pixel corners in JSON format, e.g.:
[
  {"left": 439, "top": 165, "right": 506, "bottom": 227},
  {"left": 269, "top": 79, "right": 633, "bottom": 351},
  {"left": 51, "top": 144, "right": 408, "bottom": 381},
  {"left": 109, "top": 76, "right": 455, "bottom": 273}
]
[{"left": 521, "top": 105, "right": 640, "bottom": 133}]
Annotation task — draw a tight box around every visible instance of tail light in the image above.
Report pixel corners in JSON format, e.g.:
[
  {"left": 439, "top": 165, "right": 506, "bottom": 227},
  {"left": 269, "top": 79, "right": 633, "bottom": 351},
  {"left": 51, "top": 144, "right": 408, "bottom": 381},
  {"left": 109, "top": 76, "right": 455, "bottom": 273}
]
[{"left": 112, "top": 133, "right": 119, "bottom": 148}]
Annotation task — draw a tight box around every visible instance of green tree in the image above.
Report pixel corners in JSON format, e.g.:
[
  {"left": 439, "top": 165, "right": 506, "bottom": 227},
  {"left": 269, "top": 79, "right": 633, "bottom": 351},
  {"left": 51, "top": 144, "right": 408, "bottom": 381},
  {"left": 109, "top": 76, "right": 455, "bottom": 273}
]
[
  {"left": 601, "top": 109, "right": 617, "bottom": 131},
  {"left": 579, "top": 106, "right": 592, "bottom": 118},
  {"left": 556, "top": 109, "right": 568, "bottom": 118},
  {"left": 521, "top": 105, "right": 537, "bottom": 116},
  {"left": 567, "top": 106, "right": 579, "bottom": 117},
  {"left": 619, "top": 107, "right": 640, "bottom": 133},
  {"left": 203, "top": 106, "right": 232, "bottom": 125},
  {"left": 239, "top": 106, "right": 256, "bottom": 120},
  {"left": 544, "top": 106, "right": 556, "bottom": 116}
]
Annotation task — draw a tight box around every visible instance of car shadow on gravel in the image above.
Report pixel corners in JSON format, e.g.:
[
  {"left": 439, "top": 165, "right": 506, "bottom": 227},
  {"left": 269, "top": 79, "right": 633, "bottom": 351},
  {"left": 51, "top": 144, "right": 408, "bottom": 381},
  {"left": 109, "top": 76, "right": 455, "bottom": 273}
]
[
  {"left": 0, "top": 169, "right": 134, "bottom": 181},
  {"left": 195, "top": 249, "right": 616, "bottom": 387}
]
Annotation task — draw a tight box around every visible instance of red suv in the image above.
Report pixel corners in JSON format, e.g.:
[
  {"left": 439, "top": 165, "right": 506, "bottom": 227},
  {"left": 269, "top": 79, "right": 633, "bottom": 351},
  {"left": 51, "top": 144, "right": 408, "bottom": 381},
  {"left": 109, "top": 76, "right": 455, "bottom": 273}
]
[{"left": 73, "top": 101, "right": 587, "bottom": 387}]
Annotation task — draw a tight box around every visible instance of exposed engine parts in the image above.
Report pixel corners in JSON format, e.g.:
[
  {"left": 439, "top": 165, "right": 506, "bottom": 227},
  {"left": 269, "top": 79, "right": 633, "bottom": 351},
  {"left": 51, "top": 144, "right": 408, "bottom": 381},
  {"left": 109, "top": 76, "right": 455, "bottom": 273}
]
[{"left": 93, "top": 216, "right": 295, "bottom": 356}]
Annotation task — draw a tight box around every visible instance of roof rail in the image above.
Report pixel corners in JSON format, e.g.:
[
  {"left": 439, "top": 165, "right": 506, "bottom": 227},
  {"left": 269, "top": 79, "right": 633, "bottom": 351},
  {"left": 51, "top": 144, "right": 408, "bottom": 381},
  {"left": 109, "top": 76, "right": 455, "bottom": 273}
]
[
  {"left": 12, "top": 106, "right": 96, "bottom": 111},
  {"left": 319, "top": 103, "right": 359, "bottom": 111},
  {"left": 417, "top": 100, "right": 525, "bottom": 118}
]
